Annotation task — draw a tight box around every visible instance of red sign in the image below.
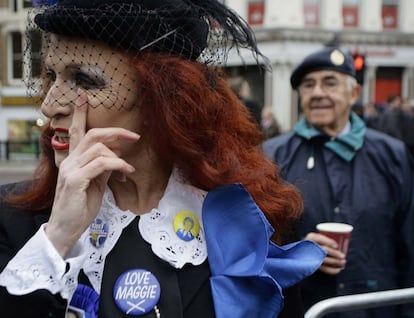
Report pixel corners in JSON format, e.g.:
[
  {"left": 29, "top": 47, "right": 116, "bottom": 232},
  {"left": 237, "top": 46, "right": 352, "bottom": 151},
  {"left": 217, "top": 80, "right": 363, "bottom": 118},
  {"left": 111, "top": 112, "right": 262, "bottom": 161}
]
[
  {"left": 382, "top": 5, "right": 398, "bottom": 29},
  {"left": 304, "top": 4, "right": 319, "bottom": 27},
  {"left": 343, "top": 6, "right": 358, "bottom": 28},
  {"left": 248, "top": 2, "right": 264, "bottom": 26}
]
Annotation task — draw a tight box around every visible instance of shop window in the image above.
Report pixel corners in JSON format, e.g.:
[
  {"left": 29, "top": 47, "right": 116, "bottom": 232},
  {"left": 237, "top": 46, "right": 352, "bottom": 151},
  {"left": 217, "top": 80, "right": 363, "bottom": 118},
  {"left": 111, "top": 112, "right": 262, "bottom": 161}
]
[
  {"left": 27, "top": 29, "right": 42, "bottom": 78},
  {"left": 8, "top": 29, "right": 42, "bottom": 84},
  {"left": 10, "top": 0, "right": 32, "bottom": 11},
  {"left": 6, "top": 119, "right": 41, "bottom": 159},
  {"left": 10, "top": 31, "right": 23, "bottom": 80}
]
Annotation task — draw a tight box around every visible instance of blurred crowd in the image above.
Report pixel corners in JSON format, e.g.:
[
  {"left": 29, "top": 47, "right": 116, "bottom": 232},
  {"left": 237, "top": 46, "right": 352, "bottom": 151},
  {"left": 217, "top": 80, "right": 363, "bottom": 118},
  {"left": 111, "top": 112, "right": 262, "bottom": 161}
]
[
  {"left": 352, "top": 95, "right": 414, "bottom": 157},
  {"left": 228, "top": 76, "right": 281, "bottom": 140}
]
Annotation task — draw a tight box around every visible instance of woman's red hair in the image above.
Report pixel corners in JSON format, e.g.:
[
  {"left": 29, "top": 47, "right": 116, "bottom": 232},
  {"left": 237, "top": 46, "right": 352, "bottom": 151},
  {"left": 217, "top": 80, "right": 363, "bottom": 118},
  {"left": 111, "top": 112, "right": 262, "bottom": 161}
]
[{"left": 5, "top": 52, "right": 303, "bottom": 242}]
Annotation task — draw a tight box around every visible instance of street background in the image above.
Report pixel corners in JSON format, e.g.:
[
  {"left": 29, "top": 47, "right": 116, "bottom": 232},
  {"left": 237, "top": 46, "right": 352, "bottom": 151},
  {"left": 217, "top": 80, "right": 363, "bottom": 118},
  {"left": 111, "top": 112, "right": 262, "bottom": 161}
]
[{"left": 0, "top": 159, "right": 37, "bottom": 185}]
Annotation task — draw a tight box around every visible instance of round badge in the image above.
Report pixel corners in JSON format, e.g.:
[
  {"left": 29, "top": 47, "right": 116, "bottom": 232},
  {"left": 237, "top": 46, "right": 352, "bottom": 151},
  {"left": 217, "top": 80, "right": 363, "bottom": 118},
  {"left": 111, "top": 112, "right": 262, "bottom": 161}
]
[
  {"left": 113, "top": 269, "right": 161, "bottom": 316},
  {"left": 330, "top": 49, "right": 345, "bottom": 66},
  {"left": 89, "top": 218, "right": 108, "bottom": 248},
  {"left": 173, "top": 210, "right": 200, "bottom": 241}
]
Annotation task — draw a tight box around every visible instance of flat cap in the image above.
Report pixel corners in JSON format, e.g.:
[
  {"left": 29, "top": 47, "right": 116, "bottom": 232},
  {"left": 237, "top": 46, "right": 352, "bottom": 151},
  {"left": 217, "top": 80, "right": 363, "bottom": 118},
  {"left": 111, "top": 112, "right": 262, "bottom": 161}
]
[{"left": 290, "top": 47, "right": 356, "bottom": 89}]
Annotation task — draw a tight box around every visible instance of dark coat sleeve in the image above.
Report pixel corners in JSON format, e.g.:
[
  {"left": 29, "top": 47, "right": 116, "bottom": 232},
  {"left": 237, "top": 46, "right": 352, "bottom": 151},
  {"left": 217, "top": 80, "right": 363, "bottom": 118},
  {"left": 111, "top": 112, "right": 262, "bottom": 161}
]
[
  {"left": 278, "top": 284, "right": 305, "bottom": 318},
  {"left": 0, "top": 183, "right": 67, "bottom": 318}
]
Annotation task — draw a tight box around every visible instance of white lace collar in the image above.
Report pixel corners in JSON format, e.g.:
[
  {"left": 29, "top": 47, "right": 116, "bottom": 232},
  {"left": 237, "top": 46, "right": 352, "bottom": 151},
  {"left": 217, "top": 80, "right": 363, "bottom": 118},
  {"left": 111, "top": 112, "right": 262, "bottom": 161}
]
[
  {"left": 139, "top": 171, "right": 208, "bottom": 268},
  {"left": 81, "top": 171, "right": 208, "bottom": 293}
]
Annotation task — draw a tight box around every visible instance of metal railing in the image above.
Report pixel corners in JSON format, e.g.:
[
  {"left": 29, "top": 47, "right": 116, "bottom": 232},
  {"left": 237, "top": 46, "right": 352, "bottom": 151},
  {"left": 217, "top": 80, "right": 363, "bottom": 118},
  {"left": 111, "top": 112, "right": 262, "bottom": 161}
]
[{"left": 305, "top": 287, "right": 414, "bottom": 318}]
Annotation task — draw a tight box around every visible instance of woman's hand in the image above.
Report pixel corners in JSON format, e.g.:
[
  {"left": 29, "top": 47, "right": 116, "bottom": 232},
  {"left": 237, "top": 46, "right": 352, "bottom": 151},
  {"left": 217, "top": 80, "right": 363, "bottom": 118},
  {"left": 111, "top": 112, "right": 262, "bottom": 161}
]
[
  {"left": 45, "top": 90, "right": 140, "bottom": 257},
  {"left": 305, "top": 232, "right": 346, "bottom": 275}
]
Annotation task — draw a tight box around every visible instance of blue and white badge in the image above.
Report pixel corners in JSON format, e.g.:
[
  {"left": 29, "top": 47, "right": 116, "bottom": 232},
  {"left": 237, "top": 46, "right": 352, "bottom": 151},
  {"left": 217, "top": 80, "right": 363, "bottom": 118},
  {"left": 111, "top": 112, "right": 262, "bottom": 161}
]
[
  {"left": 89, "top": 218, "right": 108, "bottom": 248},
  {"left": 113, "top": 269, "right": 161, "bottom": 316}
]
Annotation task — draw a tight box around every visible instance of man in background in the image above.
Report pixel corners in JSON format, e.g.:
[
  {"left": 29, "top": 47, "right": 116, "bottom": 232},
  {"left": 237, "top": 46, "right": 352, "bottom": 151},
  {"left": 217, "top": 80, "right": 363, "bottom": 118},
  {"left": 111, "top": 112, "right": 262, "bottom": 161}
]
[{"left": 263, "top": 46, "right": 414, "bottom": 317}]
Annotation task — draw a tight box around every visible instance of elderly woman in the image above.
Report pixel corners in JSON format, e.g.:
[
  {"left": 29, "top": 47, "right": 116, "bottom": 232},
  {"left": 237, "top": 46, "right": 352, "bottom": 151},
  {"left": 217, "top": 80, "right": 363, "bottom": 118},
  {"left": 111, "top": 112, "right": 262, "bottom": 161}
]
[{"left": 0, "top": 0, "right": 324, "bottom": 317}]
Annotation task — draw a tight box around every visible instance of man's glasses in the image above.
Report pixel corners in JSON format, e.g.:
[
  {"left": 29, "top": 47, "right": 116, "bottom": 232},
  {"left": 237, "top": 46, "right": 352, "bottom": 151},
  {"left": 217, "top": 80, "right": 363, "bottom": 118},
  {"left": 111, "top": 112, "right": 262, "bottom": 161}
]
[{"left": 298, "top": 77, "right": 342, "bottom": 95}]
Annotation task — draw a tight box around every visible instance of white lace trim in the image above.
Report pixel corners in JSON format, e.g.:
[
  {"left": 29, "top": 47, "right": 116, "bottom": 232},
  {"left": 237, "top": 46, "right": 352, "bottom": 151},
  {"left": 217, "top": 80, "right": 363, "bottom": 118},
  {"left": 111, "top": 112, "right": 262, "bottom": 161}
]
[
  {"left": 139, "top": 172, "right": 208, "bottom": 269},
  {"left": 0, "top": 224, "right": 85, "bottom": 300},
  {"left": 80, "top": 193, "right": 136, "bottom": 293},
  {"left": 0, "top": 171, "right": 208, "bottom": 299},
  {"left": 81, "top": 172, "right": 208, "bottom": 291}
]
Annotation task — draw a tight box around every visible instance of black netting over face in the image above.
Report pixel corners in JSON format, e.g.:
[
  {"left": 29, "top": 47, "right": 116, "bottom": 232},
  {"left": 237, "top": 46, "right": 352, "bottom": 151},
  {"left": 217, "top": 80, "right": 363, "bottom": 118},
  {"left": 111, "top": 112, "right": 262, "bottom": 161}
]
[
  {"left": 41, "top": 35, "right": 141, "bottom": 110},
  {"left": 25, "top": 0, "right": 267, "bottom": 111}
]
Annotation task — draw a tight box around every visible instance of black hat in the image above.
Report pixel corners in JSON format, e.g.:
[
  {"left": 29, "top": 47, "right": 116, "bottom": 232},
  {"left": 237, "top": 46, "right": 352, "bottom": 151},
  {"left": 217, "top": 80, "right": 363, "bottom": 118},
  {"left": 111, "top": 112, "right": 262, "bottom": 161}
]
[
  {"left": 290, "top": 47, "right": 356, "bottom": 89},
  {"left": 34, "top": 0, "right": 208, "bottom": 60},
  {"left": 32, "top": 0, "right": 266, "bottom": 63}
]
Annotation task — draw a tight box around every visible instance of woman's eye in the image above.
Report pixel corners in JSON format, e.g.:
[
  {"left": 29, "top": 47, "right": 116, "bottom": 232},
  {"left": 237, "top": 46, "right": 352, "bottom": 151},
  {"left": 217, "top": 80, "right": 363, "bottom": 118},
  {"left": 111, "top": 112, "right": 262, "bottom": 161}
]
[
  {"left": 45, "top": 69, "right": 56, "bottom": 82},
  {"left": 75, "top": 72, "right": 105, "bottom": 90}
]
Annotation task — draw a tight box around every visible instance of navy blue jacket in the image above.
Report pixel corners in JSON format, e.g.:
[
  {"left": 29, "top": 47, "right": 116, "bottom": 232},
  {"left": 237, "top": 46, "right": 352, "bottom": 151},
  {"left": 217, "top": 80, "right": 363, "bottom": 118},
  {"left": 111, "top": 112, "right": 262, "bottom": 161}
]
[{"left": 263, "top": 128, "right": 414, "bottom": 318}]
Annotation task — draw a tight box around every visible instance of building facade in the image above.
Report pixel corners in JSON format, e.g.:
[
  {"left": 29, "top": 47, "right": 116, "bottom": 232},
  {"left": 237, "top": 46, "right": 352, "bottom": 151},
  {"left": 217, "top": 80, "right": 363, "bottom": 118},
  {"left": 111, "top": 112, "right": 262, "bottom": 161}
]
[
  {"left": 0, "top": 0, "right": 413, "bottom": 145},
  {"left": 0, "top": 0, "right": 43, "bottom": 159},
  {"left": 225, "top": 0, "right": 414, "bottom": 131}
]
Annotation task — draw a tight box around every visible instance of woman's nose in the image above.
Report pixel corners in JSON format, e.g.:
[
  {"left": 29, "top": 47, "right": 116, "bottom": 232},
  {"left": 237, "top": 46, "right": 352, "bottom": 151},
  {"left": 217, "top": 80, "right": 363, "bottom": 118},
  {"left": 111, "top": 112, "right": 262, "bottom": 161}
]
[{"left": 40, "top": 80, "right": 77, "bottom": 118}]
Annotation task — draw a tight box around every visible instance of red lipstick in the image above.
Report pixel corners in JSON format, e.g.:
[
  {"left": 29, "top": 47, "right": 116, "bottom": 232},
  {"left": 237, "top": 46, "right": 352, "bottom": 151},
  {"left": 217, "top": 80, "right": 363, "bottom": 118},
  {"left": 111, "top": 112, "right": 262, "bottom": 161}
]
[{"left": 51, "top": 127, "right": 70, "bottom": 150}]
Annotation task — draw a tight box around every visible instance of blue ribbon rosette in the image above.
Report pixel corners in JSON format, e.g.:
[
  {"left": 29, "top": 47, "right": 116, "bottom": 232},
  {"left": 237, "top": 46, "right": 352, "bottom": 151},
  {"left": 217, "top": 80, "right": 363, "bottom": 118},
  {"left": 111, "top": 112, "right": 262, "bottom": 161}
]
[
  {"left": 69, "top": 284, "right": 99, "bottom": 318},
  {"left": 202, "top": 183, "right": 326, "bottom": 318}
]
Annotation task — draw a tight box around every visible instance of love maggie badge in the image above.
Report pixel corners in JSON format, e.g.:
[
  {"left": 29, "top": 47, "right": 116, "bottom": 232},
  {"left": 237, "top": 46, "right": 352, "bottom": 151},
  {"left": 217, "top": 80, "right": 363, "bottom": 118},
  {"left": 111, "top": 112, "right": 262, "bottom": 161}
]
[{"left": 113, "top": 269, "right": 161, "bottom": 316}]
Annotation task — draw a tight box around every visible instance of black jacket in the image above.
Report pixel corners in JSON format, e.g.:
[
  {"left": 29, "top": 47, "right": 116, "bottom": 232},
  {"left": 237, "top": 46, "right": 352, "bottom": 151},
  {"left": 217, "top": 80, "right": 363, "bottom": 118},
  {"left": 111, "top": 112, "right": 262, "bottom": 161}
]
[{"left": 0, "top": 182, "right": 304, "bottom": 318}]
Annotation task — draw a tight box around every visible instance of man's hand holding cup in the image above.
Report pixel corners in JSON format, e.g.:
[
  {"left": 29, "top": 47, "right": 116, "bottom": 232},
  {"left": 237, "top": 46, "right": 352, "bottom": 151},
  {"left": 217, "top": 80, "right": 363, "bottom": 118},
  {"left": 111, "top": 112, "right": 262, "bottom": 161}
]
[{"left": 306, "top": 222, "right": 353, "bottom": 275}]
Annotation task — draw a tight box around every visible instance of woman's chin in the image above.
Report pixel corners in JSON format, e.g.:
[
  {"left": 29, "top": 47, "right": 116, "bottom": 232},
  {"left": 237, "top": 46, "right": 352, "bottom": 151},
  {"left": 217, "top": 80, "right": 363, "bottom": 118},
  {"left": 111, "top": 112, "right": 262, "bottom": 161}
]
[{"left": 54, "top": 151, "right": 68, "bottom": 168}]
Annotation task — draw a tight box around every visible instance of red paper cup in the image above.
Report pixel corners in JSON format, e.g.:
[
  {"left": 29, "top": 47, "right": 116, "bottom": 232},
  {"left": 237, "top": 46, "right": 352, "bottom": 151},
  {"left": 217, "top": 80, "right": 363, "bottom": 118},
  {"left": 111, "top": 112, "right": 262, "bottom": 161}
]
[{"left": 316, "top": 222, "right": 353, "bottom": 255}]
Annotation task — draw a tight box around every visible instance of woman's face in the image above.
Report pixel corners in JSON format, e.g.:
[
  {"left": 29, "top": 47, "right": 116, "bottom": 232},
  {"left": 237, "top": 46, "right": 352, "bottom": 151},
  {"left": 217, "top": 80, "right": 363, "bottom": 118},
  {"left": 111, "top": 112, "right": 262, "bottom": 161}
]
[{"left": 40, "top": 35, "right": 142, "bottom": 166}]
